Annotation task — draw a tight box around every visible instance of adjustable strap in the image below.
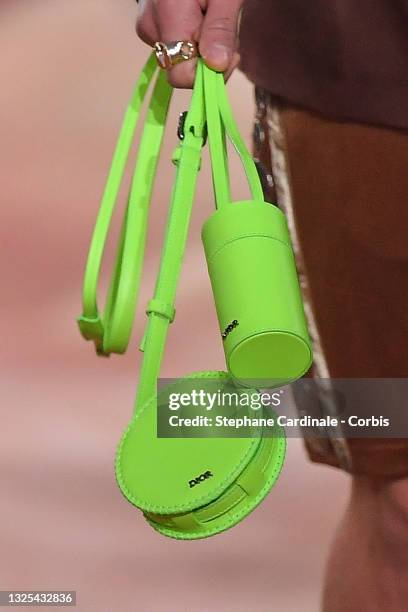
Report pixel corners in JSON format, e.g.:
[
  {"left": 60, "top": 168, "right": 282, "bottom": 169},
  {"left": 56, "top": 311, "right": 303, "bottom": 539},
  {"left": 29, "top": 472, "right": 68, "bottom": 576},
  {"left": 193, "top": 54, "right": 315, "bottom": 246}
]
[
  {"left": 135, "top": 60, "right": 206, "bottom": 408},
  {"left": 78, "top": 54, "right": 172, "bottom": 355}
]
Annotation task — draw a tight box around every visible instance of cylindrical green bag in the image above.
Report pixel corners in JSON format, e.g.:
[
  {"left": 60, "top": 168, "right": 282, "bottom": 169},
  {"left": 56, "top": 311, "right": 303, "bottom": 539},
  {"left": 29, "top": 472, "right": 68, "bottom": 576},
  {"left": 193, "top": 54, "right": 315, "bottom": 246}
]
[
  {"left": 201, "top": 67, "right": 312, "bottom": 387},
  {"left": 202, "top": 201, "right": 312, "bottom": 385}
]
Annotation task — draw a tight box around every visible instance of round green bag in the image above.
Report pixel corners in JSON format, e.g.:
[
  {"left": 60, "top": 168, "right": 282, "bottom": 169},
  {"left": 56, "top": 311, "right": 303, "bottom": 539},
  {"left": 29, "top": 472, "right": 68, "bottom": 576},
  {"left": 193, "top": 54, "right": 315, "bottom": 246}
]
[{"left": 116, "top": 371, "right": 285, "bottom": 540}]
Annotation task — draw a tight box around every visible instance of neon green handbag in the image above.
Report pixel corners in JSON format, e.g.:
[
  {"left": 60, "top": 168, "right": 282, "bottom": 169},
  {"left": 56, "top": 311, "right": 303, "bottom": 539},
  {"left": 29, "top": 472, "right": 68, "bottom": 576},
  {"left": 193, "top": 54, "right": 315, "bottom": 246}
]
[{"left": 78, "top": 54, "right": 311, "bottom": 539}]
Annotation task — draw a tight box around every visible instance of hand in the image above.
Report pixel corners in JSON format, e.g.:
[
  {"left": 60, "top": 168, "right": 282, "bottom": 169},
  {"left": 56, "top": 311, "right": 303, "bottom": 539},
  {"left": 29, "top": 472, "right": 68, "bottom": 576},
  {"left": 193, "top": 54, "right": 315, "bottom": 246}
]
[{"left": 136, "top": 0, "right": 243, "bottom": 88}]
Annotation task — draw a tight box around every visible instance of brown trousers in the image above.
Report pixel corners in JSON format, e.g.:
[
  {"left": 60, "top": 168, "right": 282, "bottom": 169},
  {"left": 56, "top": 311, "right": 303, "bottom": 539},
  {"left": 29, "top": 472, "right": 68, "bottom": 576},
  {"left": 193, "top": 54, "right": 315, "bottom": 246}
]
[{"left": 253, "top": 88, "right": 408, "bottom": 478}]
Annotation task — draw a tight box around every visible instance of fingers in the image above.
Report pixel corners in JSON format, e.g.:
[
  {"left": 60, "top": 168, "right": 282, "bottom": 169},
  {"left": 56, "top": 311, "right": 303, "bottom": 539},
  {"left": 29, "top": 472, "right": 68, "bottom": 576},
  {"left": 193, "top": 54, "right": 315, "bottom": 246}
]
[
  {"left": 153, "top": 0, "right": 204, "bottom": 88},
  {"left": 199, "top": 0, "right": 243, "bottom": 71},
  {"left": 135, "top": 1, "right": 242, "bottom": 88}
]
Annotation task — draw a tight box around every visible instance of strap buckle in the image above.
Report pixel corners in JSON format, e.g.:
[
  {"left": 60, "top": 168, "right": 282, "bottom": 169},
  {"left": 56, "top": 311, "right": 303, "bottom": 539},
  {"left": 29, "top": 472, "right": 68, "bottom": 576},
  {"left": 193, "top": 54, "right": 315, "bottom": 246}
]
[
  {"left": 177, "top": 111, "right": 188, "bottom": 140},
  {"left": 177, "top": 110, "right": 207, "bottom": 145}
]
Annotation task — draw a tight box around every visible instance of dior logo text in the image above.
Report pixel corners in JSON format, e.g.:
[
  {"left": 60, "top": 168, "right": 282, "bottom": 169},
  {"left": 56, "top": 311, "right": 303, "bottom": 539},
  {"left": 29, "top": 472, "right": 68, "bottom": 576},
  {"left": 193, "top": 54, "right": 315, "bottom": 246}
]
[{"left": 189, "top": 470, "right": 213, "bottom": 488}]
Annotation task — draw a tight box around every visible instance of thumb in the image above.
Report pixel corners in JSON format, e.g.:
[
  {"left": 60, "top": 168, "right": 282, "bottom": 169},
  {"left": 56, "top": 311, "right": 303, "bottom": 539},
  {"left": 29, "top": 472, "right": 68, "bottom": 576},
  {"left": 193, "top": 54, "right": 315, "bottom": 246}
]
[{"left": 199, "top": 0, "right": 242, "bottom": 71}]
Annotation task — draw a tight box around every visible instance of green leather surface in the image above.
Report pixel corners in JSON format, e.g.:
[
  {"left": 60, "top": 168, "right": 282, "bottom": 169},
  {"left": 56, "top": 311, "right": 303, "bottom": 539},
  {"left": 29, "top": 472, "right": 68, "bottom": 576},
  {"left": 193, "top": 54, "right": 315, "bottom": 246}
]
[
  {"left": 202, "top": 201, "right": 313, "bottom": 385},
  {"left": 116, "top": 372, "right": 260, "bottom": 514},
  {"left": 145, "top": 426, "right": 286, "bottom": 540}
]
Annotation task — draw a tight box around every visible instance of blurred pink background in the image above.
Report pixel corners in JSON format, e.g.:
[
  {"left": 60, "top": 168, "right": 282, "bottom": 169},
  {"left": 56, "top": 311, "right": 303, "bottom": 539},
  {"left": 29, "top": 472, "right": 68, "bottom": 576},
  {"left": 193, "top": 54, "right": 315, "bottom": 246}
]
[{"left": 0, "top": 2, "right": 348, "bottom": 610}]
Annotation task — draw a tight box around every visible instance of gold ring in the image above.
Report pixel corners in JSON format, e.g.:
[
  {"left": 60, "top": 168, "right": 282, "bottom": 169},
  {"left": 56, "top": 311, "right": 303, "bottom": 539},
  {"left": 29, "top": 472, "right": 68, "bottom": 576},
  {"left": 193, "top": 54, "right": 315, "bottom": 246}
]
[{"left": 154, "top": 41, "right": 199, "bottom": 70}]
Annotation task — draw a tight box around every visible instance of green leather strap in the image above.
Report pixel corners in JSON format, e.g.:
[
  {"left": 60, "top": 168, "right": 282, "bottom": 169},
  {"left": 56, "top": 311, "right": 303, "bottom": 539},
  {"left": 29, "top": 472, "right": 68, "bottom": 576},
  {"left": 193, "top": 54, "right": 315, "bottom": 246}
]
[
  {"left": 78, "top": 53, "right": 172, "bottom": 355},
  {"left": 202, "top": 65, "right": 264, "bottom": 209},
  {"left": 78, "top": 55, "right": 207, "bottom": 408},
  {"left": 135, "top": 60, "right": 206, "bottom": 408},
  {"left": 202, "top": 64, "right": 231, "bottom": 208}
]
